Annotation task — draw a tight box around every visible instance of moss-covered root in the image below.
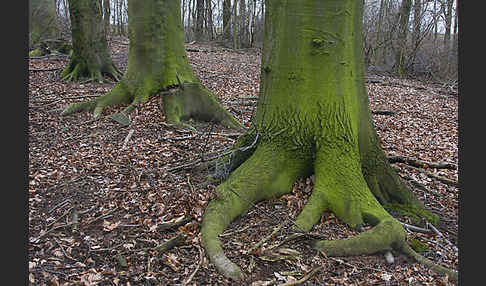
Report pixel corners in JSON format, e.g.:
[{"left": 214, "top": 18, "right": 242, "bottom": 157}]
[
  {"left": 201, "top": 143, "right": 310, "bottom": 280},
  {"left": 401, "top": 243, "right": 458, "bottom": 282},
  {"left": 60, "top": 82, "right": 132, "bottom": 118},
  {"left": 61, "top": 60, "right": 123, "bottom": 83},
  {"left": 313, "top": 218, "right": 458, "bottom": 282},
  {"left": 313, "top": 218, "right": 406, "bottom": 256},
  {"left": 162, "top": 83, "right": 244, "bottom": 130}
]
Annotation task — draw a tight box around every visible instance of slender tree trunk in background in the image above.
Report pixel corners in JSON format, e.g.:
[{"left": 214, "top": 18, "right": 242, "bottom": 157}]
[
  {"left": 201, "top": 0, "right": 453, "bottom": 281},
  {"left": 394, "top": 0, "right": 412, "bottom": 76},
  {"left": 443, "top": 0, "right": 453, "bottom": 50},
  {"left": 61, "top": 0, "right": 122, "bottom": 82},
  {"left": 433, "top": 0, "right": 438, "bottom": 40},
  {"left": 250, "top": 0, "right": 256, "bottom": 47},
  {"left": 232, "top": 0, "right": 238, "bottom": 49},
  {"left": 374, "top": 0, "right": 387, "bottom": 66},
  {"left": 29, "top": 0, "right": 59, "bottom": 47},
  {"left": 238, "top": 0, "right": 246, "bottom": 47},
  {"left": 61, "top": 0, "right": 242, "bottom": 130},
  {"left": 223, "top": 0, "right": 232, "bottom": 42},
  {"left": 412, "top": 0, "right": 421, "bottom": 51},
  {"left": 195, "top": 0, "right": 204, "bottom": 41},
  {"left": 103, "top": 0, "right": 110, "bottom": 35},
  {"left": 206, "top": 0, "right": 214, "bottom": 40}
]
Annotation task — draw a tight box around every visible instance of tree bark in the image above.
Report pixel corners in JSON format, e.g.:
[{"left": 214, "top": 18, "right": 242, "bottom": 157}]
[
  {"left": 61, "top": 0, "right": 242, "bottom": 130},
  {"left": 61, "top": 0, "right": 122, "bottom": 82},
  {"left": 29, "top": 0, "right": 59, "bottom": 47},
  {"left": 201, "top": 0, "right": 454, "bottom": 281},
  {"left": 394, "top": 0, "right": 412, "bottom": 75},
  {"left": 222, "top": 0, "right": 232, "bottom": 43},
  {"left": 195, "top": 0, "right": 204, "bottom": 41},
  {"left": 103, "top": 0, "right": 110, "bottom": 35}
]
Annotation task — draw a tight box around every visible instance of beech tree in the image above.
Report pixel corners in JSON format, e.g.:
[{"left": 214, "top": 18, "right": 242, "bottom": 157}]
[
  {"left": 61, "top": 0, "right": 122, "bottom": 82},
  {"left": 29, "top": 0, "right": 59, "bottom": 47},
  {"left": 61, "top": 0, "right": 242, "bottom": 129},
  {"left": 200, "top": 0, "right": 457, "bottom": 281}
]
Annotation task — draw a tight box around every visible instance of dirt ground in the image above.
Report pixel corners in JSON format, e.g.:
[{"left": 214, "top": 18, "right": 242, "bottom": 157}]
[{"left": 28, "top": 37, "right": 458, "bottom": 285}]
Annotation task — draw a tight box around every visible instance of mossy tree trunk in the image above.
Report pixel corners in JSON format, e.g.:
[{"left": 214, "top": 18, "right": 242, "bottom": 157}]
[
  {"left": 61, "top": 0, "right": 122, "bottom": 82},
  {"left": 201, "top": 0, "right": 456, "bottom": 281},
  {"left": 29, "top": 0, "right": 59, "bottom": 48},
  {"left": 61, "top": 0, "right": 242, "bottom": 130}
]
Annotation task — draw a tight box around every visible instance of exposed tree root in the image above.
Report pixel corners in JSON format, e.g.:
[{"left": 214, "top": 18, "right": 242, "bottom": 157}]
[
  {"left": 201, "top": 143, "right": 311, "bottom": 280},
  {"left": 61, "top": 61, "right": 123, "bottom": 83},
  {"left": 201, "top": 142, "right": 457, "bottom": 281},
  {"left": 60, "top": 80, "right": 242, "bottom": 129}
]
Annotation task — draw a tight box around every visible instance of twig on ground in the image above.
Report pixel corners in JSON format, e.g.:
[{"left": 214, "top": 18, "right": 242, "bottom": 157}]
[
  {"left": 182, "top": 245, "right": 203, "bottom": 286},
  {"left": 84, "top": 207, "right": 119, "bottom": 226},
  {"left": 248, "top": 222, "right": 285, "bottom": 254},
  {"left": 153, "top": 232, "right": 186, "bottom": 254},
  {"left": 401, "top": 222, "right": 432, "bottom": 233},
  {"left": 157, "top": 216, "right": 192, "bottom": 232},
  {"left": 388, "top": 155, "right": 457, "bottom": 170},
  {"left": 47, "top": 206, "right": 74, "bottom": 229},
  {"left": 279, "top": 267, "right": 321, "bottom": 286},
  {"left": 122, "top": 129, "right": 135, "bottom": 149}
]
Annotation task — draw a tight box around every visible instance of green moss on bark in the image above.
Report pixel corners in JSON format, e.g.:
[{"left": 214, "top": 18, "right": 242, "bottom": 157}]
[
  {"left": 201, "top": 0, "right": 455, "bottom": 281},
  {"left": 61, "top": 0, "right": 241, "bottom": 129}
]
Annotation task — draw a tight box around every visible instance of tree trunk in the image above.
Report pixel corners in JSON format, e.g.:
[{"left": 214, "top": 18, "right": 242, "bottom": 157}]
[
  {"left": 29, "top": 0, "right": 59, "bottom": 47},
  {"left": 195, "top": 0, "right": 204, "bottom": 41},
  {"left": 232, "top": 0, "right": 238, "bottom": 49},
  {"left": 394, "top": 0, "right": 412, "bottom": 75},
  {"left": 61, "top": 0, "right": 122, "bottom": 82},
  {"left": 412, "top": 0, "right": 421, "bottom": 51},
  {"left": 103, "top": 0, "right": 110, "bottom": 35},
  {"left": 374, "top": 0, "right": 387, "bottom": 66},
  {"left": 443, "top": 0, "right": 453, "bottom": 50},
  {"left": 222, "top": 0, "right": 232, "bottom": 42},
  {"left": 61, "top": 0, "right": 242, "bottom": 130},
  {"left": 201, "top": 0, "right": 455, "bottom": 281}
]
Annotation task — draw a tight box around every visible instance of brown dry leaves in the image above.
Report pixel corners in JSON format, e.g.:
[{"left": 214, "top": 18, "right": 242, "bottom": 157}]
[{"left": 29, "top": 38, "right": 457, "bottom": 285}]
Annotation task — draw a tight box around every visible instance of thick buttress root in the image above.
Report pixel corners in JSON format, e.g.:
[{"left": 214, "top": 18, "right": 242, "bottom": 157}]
[
  {"left": 161, "top": 83, "right": 243, "bottom": 130},
  {"left": 61, "top": 61, "right": 123, "bottom": 83},
  {"left": 202, "top": 145, "right": 457, "bottom": 281},
  {"left": 200, "top": 143, "right": 311, "bottom": 280},
  {"left": 61, "top": 82, "right": 243, "bottom": 129}
]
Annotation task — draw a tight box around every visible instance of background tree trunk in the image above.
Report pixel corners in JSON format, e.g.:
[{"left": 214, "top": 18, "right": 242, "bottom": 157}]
[
  {"left": 61, "top": 0, "right": 122, "bottom": 82},
  {"left": 222, "top": 0, "right": 232, "bottom": 43},
  {"left": 103, "top": 0, "right": 110, "bottom": 35},
  {"left": 29, "top": 0, "right": 59, "bottom": 48},
  {"left": 195, "top": 0, "right": 204, "bottom": 41},
  {"left": 394, "top": 0, "right": 412, "bottom": 75},
  {"left": 61, "top": 0, "right": 241, "bottom": 130}
]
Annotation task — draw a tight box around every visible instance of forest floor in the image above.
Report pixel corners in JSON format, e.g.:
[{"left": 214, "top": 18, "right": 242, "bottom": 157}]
[{"left": 28, "top": 37, "right": 458, "bottom": 286}]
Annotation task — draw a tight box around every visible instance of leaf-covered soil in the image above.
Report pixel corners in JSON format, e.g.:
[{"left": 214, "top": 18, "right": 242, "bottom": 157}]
[{"left": 29, "top": 37, "right": 458, "bottom": 285}]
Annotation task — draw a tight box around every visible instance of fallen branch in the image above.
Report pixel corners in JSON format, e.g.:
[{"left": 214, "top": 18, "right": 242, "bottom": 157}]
[
  {"left": 122, "top": 129, "right": 135, "bottom": 149},
  {"left": 248, "top": 222, "right": 285, "bottom": 254},
  {"left": 157, "top": 216, "right": 192, "bottom": 232},
  {"left": 372, "top": 110, "right": 395, "bottom": 116},
  {"left": 279, "top": 267, "right": 321, "bottom": 286},
  {"left": 401, "top": 222, "right": 431, "bottom": 233},
  {"left": 388, "top": 155, "right": 457, "bottom": 170},
  {"left": 29, "top": 67, "right": 62, "bottom": 72},
  {"left": 393, "top": 165, "right": 457, "bottom": 187},
  {"left": 153, "top": 232, "right": 186, "bottom": 254}
]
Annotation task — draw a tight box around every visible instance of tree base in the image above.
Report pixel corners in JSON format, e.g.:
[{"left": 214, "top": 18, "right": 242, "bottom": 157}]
[
  {"left": 61, "top": 61, "right": 123, "bottom": 83},
  {"left": 200, "top": 137, "right": 457, "bottom": 282},
  {"left": 60, "top": 80, "right": 243, "bottom": 130}
]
